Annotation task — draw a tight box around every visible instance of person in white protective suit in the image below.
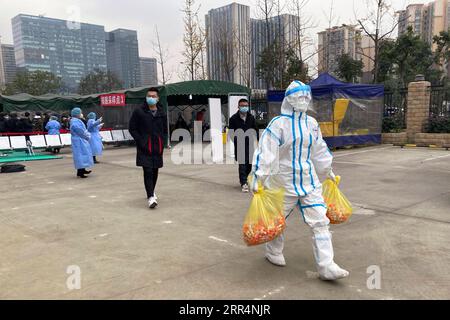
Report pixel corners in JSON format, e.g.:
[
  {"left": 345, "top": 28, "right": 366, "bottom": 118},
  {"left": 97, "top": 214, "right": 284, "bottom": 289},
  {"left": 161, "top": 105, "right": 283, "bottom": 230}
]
[{"left": 251, "top": 80, "right": 349, "bottom": 281}]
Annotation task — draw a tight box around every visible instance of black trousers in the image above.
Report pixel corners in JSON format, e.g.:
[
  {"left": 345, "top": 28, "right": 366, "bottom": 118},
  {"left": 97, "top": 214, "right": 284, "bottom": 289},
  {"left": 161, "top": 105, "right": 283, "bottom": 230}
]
[
  {"left": 238, "top": 163, "right": 252, "bottom": 186},
  {"left": 143, "top": 167, "right": 159, "bottom": 198}
]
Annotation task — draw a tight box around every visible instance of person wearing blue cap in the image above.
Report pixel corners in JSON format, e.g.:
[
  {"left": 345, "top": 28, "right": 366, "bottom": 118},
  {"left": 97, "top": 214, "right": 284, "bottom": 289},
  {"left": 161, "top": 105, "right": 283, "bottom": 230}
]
[
  {"left": 250, "top": 80, "right": 349, "bottom": 281},
  {"left": 45, "top": 115, "right": 62, "bottom": 154},
  {"left": 70, "top": 107, "right": 93, "bottom": 178},
  {"left": 87, "top": 112, "right": 104, "bottom": 164}
]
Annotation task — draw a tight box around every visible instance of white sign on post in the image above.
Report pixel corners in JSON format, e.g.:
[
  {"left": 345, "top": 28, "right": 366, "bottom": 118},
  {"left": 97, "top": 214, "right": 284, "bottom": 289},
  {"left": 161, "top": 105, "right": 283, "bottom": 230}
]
[
  {"left": 228, "top": 94, "right": 248, "bottom": 158},
  {"left": 209, "top": 98, "right": 223, "bottom": 164}
]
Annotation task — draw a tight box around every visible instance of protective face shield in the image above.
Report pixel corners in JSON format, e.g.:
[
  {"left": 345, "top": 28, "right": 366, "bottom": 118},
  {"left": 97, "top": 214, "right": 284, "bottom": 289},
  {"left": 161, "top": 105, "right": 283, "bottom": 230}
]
[{"left": 284, "top": 81, "right": 312, "bottom": 113}]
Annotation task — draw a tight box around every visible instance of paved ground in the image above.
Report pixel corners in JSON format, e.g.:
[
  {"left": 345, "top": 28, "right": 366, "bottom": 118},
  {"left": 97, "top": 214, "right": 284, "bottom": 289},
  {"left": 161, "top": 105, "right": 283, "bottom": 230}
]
[{"left": 0, "top": 144, "right": 449, "bottom": 300}]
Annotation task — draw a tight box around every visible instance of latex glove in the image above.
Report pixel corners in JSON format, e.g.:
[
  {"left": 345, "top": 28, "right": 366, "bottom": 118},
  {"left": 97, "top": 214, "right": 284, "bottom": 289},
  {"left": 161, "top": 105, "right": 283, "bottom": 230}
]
[
  {"left": 99, "top": 117, "right": 103, "bottom": 122},
  {"left": 327, "top": 169, "right": 337, "bottom": 182},
  {"left": 250, "top": 176, "right": 261, "bottom": 194}
]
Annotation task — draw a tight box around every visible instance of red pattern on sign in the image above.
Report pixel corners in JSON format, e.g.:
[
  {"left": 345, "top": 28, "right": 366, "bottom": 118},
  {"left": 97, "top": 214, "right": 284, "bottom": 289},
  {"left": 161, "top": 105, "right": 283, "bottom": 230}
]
[{"left": 100, "top": 94, "right": 126, "bottom": 107}]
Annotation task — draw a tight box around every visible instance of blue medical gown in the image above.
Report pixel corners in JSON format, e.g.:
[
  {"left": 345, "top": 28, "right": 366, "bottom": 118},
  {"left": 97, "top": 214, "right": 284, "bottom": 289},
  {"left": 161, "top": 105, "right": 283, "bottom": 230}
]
[
  {"left": 70, "top": 118, "right": 93, "bottom": 169},
  {"left": 45, "top": 120, "right": 61, "bottom": 135},
  {"left": 87, "top": 119, "right": 103, "bottom": 156}
]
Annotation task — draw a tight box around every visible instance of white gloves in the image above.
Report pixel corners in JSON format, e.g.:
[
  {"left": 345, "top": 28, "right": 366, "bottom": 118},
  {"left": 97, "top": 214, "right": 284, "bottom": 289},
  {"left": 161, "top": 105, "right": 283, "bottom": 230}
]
[{"left": 327, "top": 169, "right": 337, "bottom": 182}]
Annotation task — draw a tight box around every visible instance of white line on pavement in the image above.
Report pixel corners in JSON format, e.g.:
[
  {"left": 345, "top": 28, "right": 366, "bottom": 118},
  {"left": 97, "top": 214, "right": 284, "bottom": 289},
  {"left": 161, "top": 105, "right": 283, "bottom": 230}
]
[
  {"left": 422, "top": 154, "right": 450, "bottom": 162},
  {"left": 333, "top": 146, "right": 393, "bottom": 158},
  {"left": 208, "top": 236, "right": 247, "bottom": 249}
]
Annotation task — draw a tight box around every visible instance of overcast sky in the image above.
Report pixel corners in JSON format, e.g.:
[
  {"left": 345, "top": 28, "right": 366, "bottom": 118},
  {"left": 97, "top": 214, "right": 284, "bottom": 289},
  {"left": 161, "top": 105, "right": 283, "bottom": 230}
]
[{"left": 0, "top": 0, "right": 428, "bottom": 82}]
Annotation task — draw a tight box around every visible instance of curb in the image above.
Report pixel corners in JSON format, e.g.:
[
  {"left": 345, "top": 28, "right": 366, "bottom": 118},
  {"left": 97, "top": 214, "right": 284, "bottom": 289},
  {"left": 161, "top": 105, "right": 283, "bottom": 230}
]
[{"left": 393, "top": 143, "right": 450, "bottom": 151}]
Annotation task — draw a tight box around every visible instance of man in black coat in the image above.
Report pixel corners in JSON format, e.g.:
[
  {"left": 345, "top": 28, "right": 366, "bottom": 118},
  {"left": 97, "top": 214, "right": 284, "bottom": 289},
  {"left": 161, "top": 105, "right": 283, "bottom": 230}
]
[
  {"left": 129, "top": 87, "right": 168, "bottom": 209},
  {"left": 228, "top": 98, "right": 258, "bottom": 193}
]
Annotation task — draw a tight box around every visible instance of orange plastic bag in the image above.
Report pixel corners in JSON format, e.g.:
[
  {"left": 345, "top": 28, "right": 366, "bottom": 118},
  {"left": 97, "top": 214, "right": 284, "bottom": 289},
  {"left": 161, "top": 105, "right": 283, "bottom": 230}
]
[
  {"left": 243, "top": 185, "right": 286, "bottom": 246},
  {"left": 322, "top": 176, "right": 353, "bottom": 224}
]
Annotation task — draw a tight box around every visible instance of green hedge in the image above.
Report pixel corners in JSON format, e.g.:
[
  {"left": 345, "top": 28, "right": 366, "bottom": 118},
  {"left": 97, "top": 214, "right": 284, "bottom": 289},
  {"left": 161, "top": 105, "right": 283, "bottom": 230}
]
[
  {"left": 382, "top": 116, "right": 406, "bottom": 133},
  {"left": 427, "top": 116, "right": 450, "bottom": 133}
]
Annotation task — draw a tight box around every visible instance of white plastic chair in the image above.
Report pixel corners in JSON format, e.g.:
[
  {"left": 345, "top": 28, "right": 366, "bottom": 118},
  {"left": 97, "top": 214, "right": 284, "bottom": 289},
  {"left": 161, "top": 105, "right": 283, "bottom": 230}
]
[
  {"left": 60, "top": 133, "right": 72, "bottom": 146},
  {"left": 45, "top": 135, "right": 62, "bottom": 147},
  {"left": 111, "top": 130, "right": 125, "bottom": 142},
  {"left": 29, "top": 135, "right": 47, "bottom": 148},
  {"left": 0, "top": 137, "right": 11, "bottom": 150},
  {"left": 99, "top": 131, "right": 113, "bottom": 143},
  {"left": 122, "top": 129, "right": 134, "bottom": 141},
  {"left": 9, "top": 136, "right": 28, "bottom": 150}
]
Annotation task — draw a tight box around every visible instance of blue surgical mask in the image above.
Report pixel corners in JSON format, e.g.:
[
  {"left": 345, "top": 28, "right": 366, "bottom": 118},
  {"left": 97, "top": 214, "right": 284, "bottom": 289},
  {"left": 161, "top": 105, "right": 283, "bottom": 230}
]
[
  {"left": 239, "top": 107, "right": 249, "bottom": 113},
  {"left": 146, "top": 97, "right": 158, "bottom": 106}
]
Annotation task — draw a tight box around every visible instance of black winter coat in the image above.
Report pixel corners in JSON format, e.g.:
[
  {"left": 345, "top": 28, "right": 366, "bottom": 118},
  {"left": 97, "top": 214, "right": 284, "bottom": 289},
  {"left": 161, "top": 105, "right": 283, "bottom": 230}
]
[
  {"left": 129, "top": 103, "right": 168, "bottom": 168},
  {"left": 228, "top": 111, "right": 259, "bottom": 164}
]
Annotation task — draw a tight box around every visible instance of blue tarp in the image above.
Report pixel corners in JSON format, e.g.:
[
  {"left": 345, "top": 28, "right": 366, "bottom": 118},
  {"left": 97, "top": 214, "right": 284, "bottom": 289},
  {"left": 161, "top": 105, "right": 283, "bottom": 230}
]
[
  {"left": 310, "top": 73, "right": 384, "bottom": 98},
  {"left": 268, "top": 73, "right": 384, "bottom": 101}
]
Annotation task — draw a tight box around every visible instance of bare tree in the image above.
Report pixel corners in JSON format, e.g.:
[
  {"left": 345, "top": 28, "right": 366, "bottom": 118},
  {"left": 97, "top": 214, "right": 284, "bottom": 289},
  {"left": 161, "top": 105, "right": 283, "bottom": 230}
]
[
  {"left": 257, "top": 0, "right": 275, "bottom": 47},
  {"left": 288, "top": 0, "right": 317, "bottom": 62},
  {"left": 195, "top": 16, "right": 207, "bottom": 80},
  {"left": 214, "top": 24, "right": 238, "bottom": 82},
  {"left": 233, "top": 18, "right": 252, "bottom": 88},
  {"left": 355, "top": 0, "right": 407, "bottom": 83},
  {"left": 181, "top": 0, "right": 203, "bottom": 81},
  {"left": 152, "top": 25, "right": 171, "bottom": 85}
]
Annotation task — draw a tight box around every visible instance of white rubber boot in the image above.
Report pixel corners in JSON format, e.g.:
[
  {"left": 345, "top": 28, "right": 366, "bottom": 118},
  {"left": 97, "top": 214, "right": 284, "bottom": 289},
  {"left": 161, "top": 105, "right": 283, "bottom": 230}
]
[
  {"left": 265, "top": 234, "right": 286, "bottom": 267},
  {"left": 312, "top": 227, "right": 349, "bottom": 280}
]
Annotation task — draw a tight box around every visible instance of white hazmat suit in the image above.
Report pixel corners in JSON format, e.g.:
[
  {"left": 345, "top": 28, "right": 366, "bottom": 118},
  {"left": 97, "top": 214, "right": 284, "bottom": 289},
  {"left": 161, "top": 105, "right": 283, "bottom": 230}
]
[{"left": 251, "top": 81, "right": 349, "bottom": 281}]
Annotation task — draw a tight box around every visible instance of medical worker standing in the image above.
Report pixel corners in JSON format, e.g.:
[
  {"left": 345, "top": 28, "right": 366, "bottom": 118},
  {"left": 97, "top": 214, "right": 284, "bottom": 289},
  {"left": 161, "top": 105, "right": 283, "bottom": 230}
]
[
  {"left": 87, "top": 112, "right": 104, "bottom": 164},
  {"left": 70, "top": 107, "right": 93, "bottom": 179},
  {"left": 251, "top": 81, "right": 349, "bottom": 281},
  {"left": 45, "top": 115, "right": 62, "bottom": 154}
]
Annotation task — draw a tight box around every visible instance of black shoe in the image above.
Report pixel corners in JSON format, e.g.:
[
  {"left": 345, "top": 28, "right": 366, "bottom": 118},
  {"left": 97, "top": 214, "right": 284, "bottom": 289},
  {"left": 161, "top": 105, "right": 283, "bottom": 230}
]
[
  {"left": 83, "top": 169, "right": 92, "bottom": 175},
  {"left": 77, "top": 171, "right": 88, "bottom": 178},
  {"left": 94, "top": 160, "right": 99, "bottom": 164}
]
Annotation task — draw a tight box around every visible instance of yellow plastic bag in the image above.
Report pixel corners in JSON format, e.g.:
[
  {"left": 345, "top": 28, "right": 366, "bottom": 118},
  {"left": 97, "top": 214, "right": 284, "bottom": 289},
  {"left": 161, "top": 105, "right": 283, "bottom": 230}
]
[
  {"left": 243, "top": 185, "right": 286, "bottom": 246},
  {"left": 322, "top": 176, "right": 353, "bottom": 224}
]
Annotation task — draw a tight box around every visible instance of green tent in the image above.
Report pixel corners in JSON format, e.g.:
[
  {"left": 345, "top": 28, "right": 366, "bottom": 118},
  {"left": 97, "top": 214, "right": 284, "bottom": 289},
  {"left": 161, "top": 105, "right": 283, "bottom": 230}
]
[{"left": 0, "top": 80, "right": 251, "bottom": 113}]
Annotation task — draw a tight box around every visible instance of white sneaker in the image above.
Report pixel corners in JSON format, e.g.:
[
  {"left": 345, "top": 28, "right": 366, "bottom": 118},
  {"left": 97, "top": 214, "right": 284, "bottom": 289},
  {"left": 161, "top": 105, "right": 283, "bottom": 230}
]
[
  {"left": 265, "top": 252, "right": 286, "bottom": 267},
  {"left": 148, "top": 197, "right": 158, "bottom": 209},
  {"left": 241, "top": 183, "right": 249, "bottom": 193},
  {"left": 153, "top": 193, "right": 158, "bottom": 200},
  {"left": 318, "top": 262, "right": 349, "bottom": 281}
]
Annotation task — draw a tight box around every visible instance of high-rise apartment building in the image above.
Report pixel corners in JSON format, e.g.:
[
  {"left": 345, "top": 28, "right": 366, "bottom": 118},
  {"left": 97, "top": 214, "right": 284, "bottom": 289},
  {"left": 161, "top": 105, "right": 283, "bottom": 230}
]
[
  {"left": 140, "top": 57, "right": 158, "bottom": 86},
  {"left": 318, "top": 25, "right": 362, "bottom": 77},
  {"left": 205, "top": 3, "right": 251, "bottom": 86},
  {"left": 206, "top": 3, "right": 301, "bottom": 89},
  {"left": 106, "top": 29, "right": 141, "bottom": 89},
  {"left": 251, "top": 14, "right": 300, "bottom": 89},
  {"left": 397, "top": 0, "right": 450, "bottom": 47},
  {"left": 360, "top": 35, "right": 375, "bottom": 83},
  {"left": 0, "top": 41, "right": 17, "bottom": 87},
  {"left": 11, "top": 14, "right": 107, "bottom": 91}
]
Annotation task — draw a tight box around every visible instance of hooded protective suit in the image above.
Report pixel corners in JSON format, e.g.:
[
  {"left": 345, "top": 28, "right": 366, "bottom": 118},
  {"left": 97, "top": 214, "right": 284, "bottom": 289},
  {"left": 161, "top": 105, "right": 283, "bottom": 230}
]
[
  {"left": 251, "top": 80, "right": 349, "bottom": 280},
  {"left": 45, "top": 117, "right": 61, "bottom": 135},
  {"left": 87, "top": 112, "right": 103, "bottom": 156},
  {"left": 70, "top": 116, "right": 93, "bottom": 170}
]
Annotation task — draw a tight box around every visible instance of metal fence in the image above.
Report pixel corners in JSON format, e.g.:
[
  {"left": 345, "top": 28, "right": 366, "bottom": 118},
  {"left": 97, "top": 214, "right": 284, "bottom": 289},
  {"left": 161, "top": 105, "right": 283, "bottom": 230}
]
[
  {"left": 383, "top": 88, "right": 408, "bottom": 131},
  {"left": 430, "top": 86, "right": 450, "bottom": 118}
]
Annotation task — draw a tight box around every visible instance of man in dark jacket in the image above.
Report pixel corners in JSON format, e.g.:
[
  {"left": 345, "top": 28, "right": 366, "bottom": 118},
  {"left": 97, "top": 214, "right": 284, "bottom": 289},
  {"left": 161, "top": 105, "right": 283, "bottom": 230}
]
[
  {"left": 129, "top": 87, "right": 168, "bottom": 209},
  {"left": 0, "top": 113, "right": 7, "bottom": 133},
  {"left": 229, "top": 98, "right": 258, "bottom": 193},
  {"left": 19, "top": 112, "right": 33, "bottom": 133},
  {"left": 7, "top": 113, "right": 19, "bottom": 133}
]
